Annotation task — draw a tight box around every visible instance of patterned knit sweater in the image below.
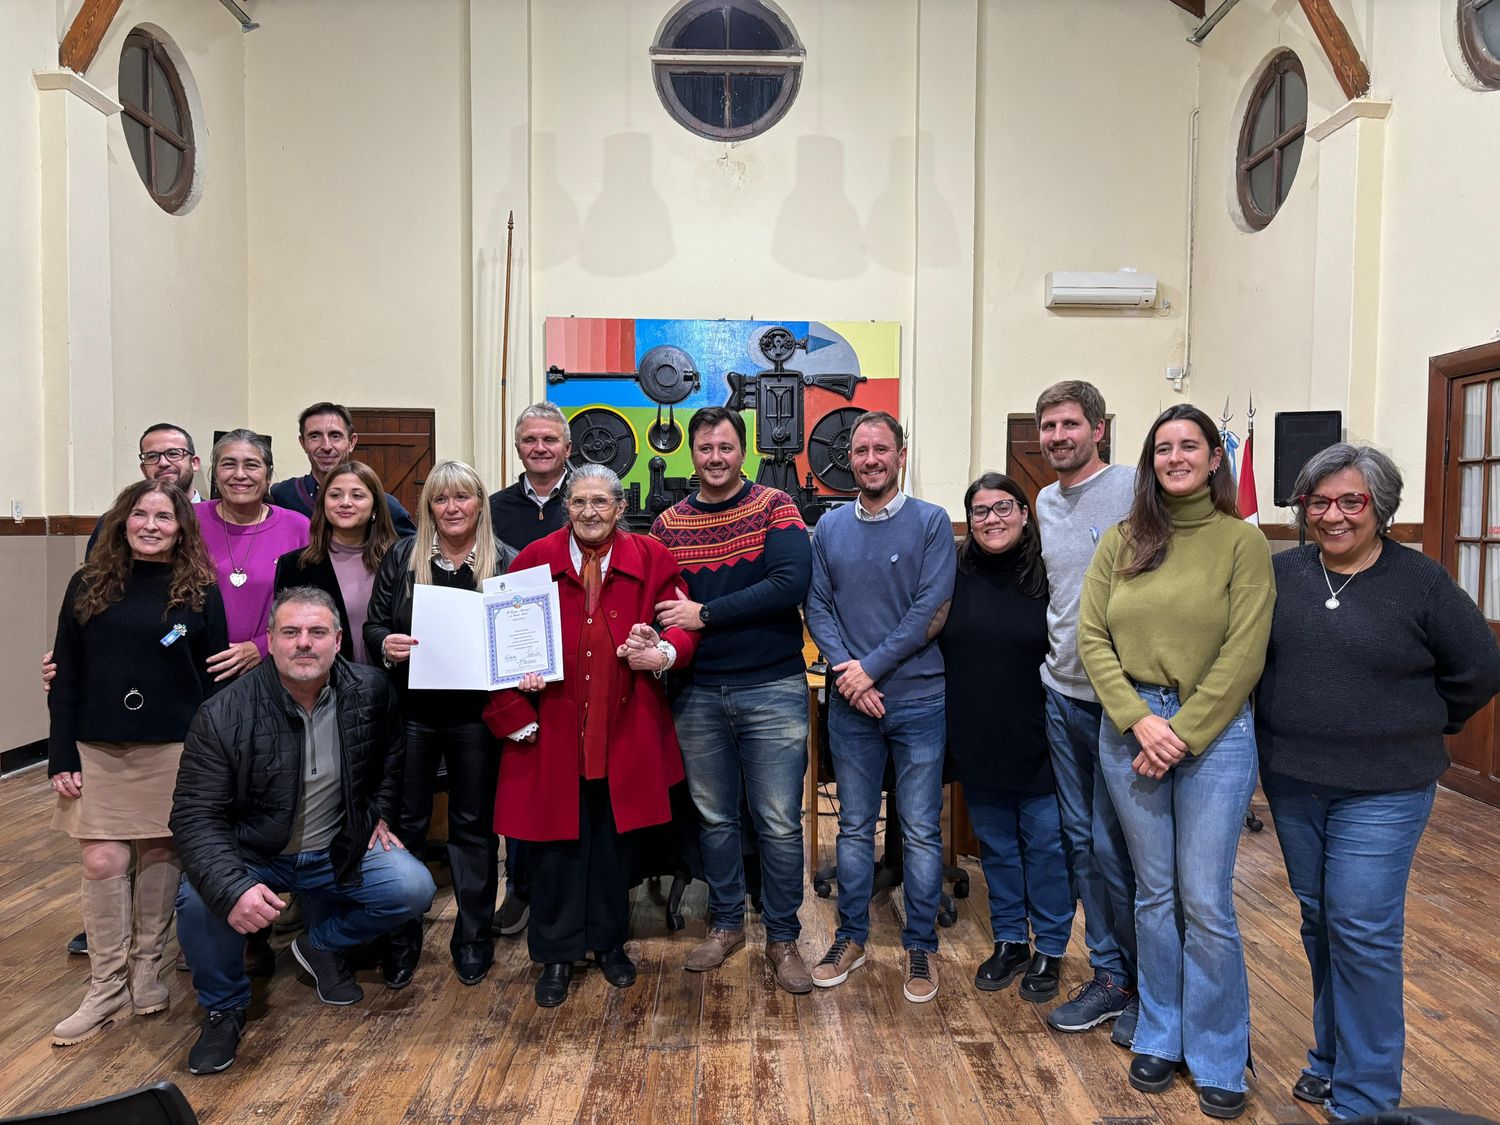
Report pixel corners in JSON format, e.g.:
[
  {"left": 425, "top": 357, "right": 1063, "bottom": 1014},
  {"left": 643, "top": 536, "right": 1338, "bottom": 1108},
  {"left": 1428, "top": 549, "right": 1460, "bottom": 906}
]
[{"left": 650, "top": 482, "right": 811, "bottom": 686}]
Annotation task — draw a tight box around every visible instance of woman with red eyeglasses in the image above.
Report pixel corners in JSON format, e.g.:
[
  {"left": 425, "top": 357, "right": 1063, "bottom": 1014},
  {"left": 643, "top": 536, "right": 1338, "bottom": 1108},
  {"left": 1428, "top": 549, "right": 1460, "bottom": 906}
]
[{"left": 1256, "top": 443, "right": 1500, "bottom": 1120}]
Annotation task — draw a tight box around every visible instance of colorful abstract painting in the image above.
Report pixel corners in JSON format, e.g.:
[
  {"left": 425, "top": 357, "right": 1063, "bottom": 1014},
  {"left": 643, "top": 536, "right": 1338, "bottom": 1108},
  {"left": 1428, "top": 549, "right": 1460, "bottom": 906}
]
[{"left": 543, "top": 317, "right": 900, "bottom": 520}]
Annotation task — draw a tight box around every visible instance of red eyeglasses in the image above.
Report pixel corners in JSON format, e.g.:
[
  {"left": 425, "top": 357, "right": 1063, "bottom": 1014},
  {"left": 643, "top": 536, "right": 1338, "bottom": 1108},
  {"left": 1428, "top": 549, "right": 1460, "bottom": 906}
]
[{"left": 1298, "top": 492, "right": 1371, "bottom": 517}]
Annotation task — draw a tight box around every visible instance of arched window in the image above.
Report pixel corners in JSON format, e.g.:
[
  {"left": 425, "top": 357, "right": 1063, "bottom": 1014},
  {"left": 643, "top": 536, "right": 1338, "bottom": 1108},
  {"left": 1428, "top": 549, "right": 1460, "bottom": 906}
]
[
  {"left": 1459, "top": 0, "right": 1500, "bottom": 89},
  {"left": 118, "top": 29, "right": 195, "bottom": 213},
  {"left": 650, "top": 1, "right": 804, "bottom": 141},
  {"left": 1236, "top": 51, "right": 1307, "bottom": 231}
]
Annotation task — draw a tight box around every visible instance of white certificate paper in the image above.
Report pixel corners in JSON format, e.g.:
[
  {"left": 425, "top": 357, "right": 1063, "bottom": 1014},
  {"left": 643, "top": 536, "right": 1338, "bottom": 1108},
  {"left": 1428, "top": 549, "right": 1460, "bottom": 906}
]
[{"left": 409, "top": 571, "right": 564, "bottom": 690}]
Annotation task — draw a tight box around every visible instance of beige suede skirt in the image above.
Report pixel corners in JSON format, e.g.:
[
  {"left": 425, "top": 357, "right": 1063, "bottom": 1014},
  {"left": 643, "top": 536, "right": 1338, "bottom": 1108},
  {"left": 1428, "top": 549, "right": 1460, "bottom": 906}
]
[{"left": 51, "top": 741, "right": 184, "bottom": 840}]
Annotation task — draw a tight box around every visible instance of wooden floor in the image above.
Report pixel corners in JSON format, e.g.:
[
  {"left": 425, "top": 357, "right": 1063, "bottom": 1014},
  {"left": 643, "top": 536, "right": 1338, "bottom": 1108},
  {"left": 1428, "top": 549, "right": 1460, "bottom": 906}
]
[{"left": 2, "top": 769, "right": 1498, "bottom": 1125}]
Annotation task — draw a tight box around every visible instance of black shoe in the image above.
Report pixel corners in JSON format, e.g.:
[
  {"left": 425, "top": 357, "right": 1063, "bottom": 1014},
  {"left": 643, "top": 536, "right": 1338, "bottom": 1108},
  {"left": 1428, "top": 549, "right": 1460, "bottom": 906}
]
[
  {"left": 1110, "top": 995, "right": 1140, "bottom": 1048},
  {"left": 495, "top": 893, "right": 530, "bottom": 937},
  {"left": 596, "top": 945, "right": 636, "bottom": 988},
  {"left": 453, "top": 944, "right": 493, "bottom": 986},
  {"left": 67, "top": 930, "right": 88, "bottom": 956},
  {"left": 1019, "top": 952, "right": 1062, "bottom": 1003},
  {"left": 291, "top": 933, "right": 364, "bottom": 1005},
  {"left": 188, "top": 1008, "right": 246, "bottom": 1075},
  {"left": 1198, "top": 1086, "right": 1247, "bottom": 1119},
  {"left": 244, "top": 929, "right": 276, "bottom": 978},
  {"left": 1292, "top": 1073, "right": 1331, "bottom": 1104},
  {"left": 974, "top": 941, "right": 1030, "bottom": 992},
  {"left": 382, "top": 961, "right": 415, "bottom": 991},
  {"left": 535, "top": 963, "right": 572, "bottom": 1007},
  {"left": 1129, "top": 1053, "right": 1181, "bottom": 1093}
]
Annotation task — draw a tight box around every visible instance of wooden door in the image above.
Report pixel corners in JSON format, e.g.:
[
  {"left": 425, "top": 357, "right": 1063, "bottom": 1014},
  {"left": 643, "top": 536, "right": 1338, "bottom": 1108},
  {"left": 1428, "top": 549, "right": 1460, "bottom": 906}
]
[
  {"left": 1424, "top": 342, "right": 1500, "bottom": 808},
  {"left": 1005, "top": 414, "right": 1112, "bottom": 496},
  {"left": 349, "top": 409, "right": 435, "bottom": 518}
]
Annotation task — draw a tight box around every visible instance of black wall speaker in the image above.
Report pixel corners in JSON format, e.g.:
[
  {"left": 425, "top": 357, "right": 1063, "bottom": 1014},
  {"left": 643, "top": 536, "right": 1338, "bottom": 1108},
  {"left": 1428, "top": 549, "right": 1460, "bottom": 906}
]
[{"left": 1273, "top": 411, "right": 1342, "bottom": 506}]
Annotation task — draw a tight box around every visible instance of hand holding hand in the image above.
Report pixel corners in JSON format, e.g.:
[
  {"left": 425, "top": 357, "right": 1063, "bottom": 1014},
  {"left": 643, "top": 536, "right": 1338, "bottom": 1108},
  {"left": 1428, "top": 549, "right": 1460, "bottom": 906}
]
[
  {"left": 654, "top": 588, "right": 703, "bottom": 632},
  {"left": 832, "top": 659, "right": 875, "bottom": 701},
  {"left": 1129, "top": 714, "right": 1188, "bottom": 779},
  {"left": 228, "top": 884, "right": 287, "bottom": 935},
  {"left": 850, "top": 688, "right": 885, "bottom": 719}
]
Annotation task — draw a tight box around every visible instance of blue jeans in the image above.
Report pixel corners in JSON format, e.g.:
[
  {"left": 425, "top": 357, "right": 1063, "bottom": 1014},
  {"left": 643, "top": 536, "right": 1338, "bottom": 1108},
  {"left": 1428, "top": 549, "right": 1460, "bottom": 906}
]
[
  {"left": 1044, "top": 687, "right": 1137, "bottom": 984},
  {"left": 175, "top": 845, "right": 436, "bottom": 1011},
  {"left": 674, "top": 674, "right": 809, "bottom": 942},
  {"left": 1098, "top": 687, "right": 1257, "bottom": 1092},
  {"left": 827, "top": 691, "right": 945, "bottom": 952},
  {"left": 1264, "top": 775, "right": 1435, "bottom": 1120},
  {"left": 964, "top": 783, "right": 1075, "bottom": 957}
]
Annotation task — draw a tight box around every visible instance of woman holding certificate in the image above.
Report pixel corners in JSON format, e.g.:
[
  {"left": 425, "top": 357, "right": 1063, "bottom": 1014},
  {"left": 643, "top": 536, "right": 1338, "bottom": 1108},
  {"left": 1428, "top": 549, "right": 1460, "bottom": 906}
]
[
  {"left": 482, "top": 463, "right": 698, "bottom": 1008},
  {"left": 365, "top": 460, "right": 518, "bottom": 987}
]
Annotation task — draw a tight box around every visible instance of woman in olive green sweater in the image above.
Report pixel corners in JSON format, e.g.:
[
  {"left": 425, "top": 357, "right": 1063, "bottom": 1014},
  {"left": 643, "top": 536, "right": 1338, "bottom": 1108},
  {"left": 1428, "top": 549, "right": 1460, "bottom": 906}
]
[{"left": 1079, "top": 404, "right": 1274, "bottom": 1120}]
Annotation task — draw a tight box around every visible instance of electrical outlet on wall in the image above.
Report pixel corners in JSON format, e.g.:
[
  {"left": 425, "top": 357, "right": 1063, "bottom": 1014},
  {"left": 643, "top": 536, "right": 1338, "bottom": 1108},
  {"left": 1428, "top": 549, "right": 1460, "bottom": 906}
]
[{"left": 11, "top": 500, "right": 22, "bottom": 522}]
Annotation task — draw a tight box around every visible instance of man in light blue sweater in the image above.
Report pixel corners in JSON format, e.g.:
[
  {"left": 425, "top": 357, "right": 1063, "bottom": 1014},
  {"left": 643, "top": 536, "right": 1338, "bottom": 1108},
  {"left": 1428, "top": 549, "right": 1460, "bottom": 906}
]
[
  {"left": 1032, "top": 380, "right": 1140, "bottom": 1043},
  {"left": 804, "top": 411, "right": 957, "bottom": 1003}
]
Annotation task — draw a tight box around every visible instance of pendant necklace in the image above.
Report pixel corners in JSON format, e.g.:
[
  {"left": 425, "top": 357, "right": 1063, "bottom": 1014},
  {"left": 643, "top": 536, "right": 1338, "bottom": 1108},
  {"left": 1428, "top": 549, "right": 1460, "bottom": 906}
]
[
  {"left": 1319, "top": 543, "right": 1381, "bottom": 610},
  {"left": 219, "top": 502, "right": 266, "bottom": 587}
]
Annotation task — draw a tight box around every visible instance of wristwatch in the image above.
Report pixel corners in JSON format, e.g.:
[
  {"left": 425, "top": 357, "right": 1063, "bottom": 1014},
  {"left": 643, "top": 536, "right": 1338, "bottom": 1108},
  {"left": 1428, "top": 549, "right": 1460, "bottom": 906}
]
[{"left": 698, "top": 602, "right": 713, "bottom": 628}]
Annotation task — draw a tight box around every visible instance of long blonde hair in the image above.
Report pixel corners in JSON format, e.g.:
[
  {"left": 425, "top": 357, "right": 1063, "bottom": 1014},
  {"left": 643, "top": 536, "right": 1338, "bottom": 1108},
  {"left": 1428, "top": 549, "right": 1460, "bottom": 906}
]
[{"left": 411, "top": 459, "right": 500, "bottom": 587}]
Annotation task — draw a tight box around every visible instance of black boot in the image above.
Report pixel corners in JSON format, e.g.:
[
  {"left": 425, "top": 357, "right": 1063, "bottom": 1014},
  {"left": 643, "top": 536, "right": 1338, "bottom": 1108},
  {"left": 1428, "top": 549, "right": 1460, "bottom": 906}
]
[
  {"left": 1129, "top": 1053, "right": 1181, "bottom": 1093},
  {"left": 535, "top": 963, "right": 572, "bottom": 1007},
  {"left": 1019, "top": 952, "right": 1062, "bottom": 1002},
  {"left": 974, "top": 941, "right": 1030, "bottom": 992},
  {"left": 1198, "top": 1086, "right": 1247, "bottom": 1119}
]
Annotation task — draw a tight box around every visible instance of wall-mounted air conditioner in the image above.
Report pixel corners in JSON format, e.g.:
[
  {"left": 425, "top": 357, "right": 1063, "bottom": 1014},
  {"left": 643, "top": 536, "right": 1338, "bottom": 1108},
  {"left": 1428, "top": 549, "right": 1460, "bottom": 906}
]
[{"left": 1044, "top": 270, "right": 1158, "bottom": 309}]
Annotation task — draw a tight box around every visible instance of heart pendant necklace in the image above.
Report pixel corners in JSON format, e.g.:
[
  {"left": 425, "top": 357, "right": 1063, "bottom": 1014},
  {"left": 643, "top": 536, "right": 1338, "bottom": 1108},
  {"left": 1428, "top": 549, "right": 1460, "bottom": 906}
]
[{"left": 219, "top": 502, "right": 265, "bottom": 589}]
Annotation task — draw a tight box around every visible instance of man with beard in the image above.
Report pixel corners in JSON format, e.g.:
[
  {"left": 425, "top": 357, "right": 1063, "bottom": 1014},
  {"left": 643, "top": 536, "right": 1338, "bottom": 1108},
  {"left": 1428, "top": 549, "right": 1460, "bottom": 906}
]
[
  {"left": 268, "top": 402, "right": 416, "bottom": 536},
  {"left": 651, "top": 406, "right": 814, "bottom": 993},
  {"left": 804, "top": 411, "right": 956, "bottom": 1003},
  {"left": 1031, "top": 380, "right": 1140, "bottom": 1043}
]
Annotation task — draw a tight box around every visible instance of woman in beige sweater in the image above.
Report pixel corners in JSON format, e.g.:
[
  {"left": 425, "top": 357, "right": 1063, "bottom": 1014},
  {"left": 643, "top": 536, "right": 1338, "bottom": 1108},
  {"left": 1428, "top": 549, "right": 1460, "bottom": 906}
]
[{"left": 1079, "top": 404, "right": 1274, "bottom": 1120}]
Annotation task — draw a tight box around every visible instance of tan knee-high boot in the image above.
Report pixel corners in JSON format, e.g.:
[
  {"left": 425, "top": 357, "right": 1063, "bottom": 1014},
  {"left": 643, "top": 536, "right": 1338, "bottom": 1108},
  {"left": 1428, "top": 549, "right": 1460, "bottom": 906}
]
[
  {"left": 129, "top": 856, "right": 182, "bottom": 1015},
  {"left": 53, "top": 876, "right": 132, "bottom": 1045}
]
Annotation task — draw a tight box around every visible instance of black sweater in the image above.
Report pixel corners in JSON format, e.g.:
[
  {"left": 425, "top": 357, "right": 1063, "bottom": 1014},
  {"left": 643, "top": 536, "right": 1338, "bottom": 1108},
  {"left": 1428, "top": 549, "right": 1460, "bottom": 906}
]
[
  {"left": 488, "top": 476, "right": 567, "bottom": 552},
  {"left": 939, "top": 545, "right": 1054, "bottom": 793},
  {"left": 49, "top": 562, "right": 228, "bottom": 774},
  {"left": 1256, "top": 542, "right": 1500, "bottom": 792}
]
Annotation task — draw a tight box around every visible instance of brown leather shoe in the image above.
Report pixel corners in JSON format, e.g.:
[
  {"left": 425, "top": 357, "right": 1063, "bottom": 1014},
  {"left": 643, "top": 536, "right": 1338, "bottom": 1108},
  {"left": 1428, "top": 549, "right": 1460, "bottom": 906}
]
[
  {"left": 683, "top": 928, "right": 745, "bottom": 972},
  {"left": 766, "top": 941, "right": 813, "bottom": 994}
]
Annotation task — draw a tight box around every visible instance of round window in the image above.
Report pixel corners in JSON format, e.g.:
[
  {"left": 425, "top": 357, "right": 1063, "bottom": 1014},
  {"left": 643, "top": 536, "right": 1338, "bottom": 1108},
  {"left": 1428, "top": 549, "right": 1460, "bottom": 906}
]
[
  {"left": 1236, "top": 51, "right": 1307, "bottom": 231},
  {"left": 118, "top": 29, "right": 195, "bottom": 214}
]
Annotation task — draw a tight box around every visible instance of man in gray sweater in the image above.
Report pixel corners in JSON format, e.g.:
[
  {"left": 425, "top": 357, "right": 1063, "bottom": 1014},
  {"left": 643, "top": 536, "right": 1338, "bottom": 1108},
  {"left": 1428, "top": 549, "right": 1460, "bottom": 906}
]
[
  {"left": 1032, "top": 381, "right": 1141, "bottom": 1042},
  {"left": 805, "top": 411, "right": 956, "bottom": 1003}
]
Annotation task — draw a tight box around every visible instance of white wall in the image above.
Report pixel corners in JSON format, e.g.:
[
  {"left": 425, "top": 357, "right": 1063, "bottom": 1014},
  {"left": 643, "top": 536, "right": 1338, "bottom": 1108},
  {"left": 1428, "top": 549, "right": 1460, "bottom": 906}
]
[{"left": 245, "top": 0, "right": 470, "bottom": 481}]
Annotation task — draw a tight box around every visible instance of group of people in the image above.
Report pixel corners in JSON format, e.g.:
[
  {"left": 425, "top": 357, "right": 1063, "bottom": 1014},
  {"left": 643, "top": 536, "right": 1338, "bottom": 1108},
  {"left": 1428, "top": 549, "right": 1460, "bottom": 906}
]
[{"left": 41, "top": 386, "right": 1499, "bottom": 1121}]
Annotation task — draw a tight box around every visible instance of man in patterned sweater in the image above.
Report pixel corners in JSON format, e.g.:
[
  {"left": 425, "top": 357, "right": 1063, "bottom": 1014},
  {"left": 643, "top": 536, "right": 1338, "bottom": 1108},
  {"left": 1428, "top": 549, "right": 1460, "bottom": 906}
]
[{"left": 651, "top": 406, "right": 814, "bottom": 993}]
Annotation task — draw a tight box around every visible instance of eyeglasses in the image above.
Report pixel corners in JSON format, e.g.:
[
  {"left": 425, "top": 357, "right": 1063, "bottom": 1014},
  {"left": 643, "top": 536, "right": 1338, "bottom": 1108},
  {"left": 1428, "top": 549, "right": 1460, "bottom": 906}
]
[
  {"left": 567, "top": 497, "right": 617, "bottom": 513},
  {"left": 969, "top": 500, "right": 1018, "bottom": 521},
  {"left": 139, "top": 448, "right": 192, "bottom": 465},
  {"left": 1298, "top": 492, "right": 1371, "bottom": 517}
]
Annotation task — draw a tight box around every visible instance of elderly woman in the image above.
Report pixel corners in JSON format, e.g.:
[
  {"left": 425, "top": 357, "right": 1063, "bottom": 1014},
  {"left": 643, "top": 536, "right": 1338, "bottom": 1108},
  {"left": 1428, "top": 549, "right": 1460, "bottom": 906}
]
[
  {"left": 195, "top": 428, "right": 311, "bottom": 680},
  {"left": 1257, "top": 444, "right": 1500, "bottom": 1120},
  {"left": 365, "top": 460, "right": 517, "bottom": 986},
  {"left": 482, "top": 464, "right": 698, "bottom": 1008},
  {"left": 939, "top": 472, "right": 1074, "bottom": 1002},
  {"left": 274, "top": 460, "right": 401, "bottom": 664},
  {"left": 49, "top": 480, "right": 226, "bottom": 1044},
  {"left": 1079, "top": 404, "right": 1274, "bottom": 1120}
]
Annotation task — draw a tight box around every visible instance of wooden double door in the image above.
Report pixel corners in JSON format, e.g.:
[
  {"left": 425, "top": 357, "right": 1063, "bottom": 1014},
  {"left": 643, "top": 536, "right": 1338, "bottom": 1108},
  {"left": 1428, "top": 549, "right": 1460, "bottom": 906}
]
[{"left": 1425, "top": 342, "right": 1500, "bottom": 808}]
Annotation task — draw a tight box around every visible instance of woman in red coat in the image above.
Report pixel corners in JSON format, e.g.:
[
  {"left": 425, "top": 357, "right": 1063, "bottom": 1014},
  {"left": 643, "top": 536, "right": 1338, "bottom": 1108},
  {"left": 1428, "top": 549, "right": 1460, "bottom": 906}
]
[{"left": 483, "top": 463, "right": 698, "bottom": 1008}]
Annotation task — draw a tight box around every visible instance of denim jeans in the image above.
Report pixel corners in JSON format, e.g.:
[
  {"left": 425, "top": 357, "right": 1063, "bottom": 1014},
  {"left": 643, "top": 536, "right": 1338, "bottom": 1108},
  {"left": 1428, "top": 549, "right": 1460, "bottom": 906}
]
[
  {"left": 1098, "top": 686, "right": 1257, "bottom": 1092},
  {"left": 1044, "top": 687, "right": 1137, "bottom": 985},
  {"left": 964, "top": 783, "right": 1075, "bottom": 957},
  {"left": 827, "top": 691, "right": 946, "bottom": 952},
  {"left": 175, "top": 845, "right": 436, "bottom": 1011},
  {"left": 1263, "top": 775, "right": 1436, "bottom": 1120},
  {"left": 674, "top": 674, "right": 809, "bottom": 942}
]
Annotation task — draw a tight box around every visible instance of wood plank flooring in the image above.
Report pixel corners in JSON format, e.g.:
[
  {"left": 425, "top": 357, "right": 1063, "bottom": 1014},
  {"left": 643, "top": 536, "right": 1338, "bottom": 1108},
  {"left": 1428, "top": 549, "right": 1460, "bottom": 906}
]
[{"left": 2, "top": 767, "right": 1497, "bottom": 1123}]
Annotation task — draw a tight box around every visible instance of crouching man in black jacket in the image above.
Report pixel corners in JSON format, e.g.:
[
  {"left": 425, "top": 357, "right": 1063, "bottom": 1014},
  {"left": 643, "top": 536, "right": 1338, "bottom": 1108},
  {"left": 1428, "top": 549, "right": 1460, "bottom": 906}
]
[{"left": 170, "top": 586, "right": 435, "bottom": 1076}]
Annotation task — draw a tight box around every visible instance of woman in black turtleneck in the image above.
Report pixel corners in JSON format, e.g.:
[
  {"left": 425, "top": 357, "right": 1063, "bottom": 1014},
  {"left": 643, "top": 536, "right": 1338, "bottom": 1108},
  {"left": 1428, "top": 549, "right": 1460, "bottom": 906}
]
[
  {"left": 940, "top": 472, "right": 1074, "bottom": 1002},
  {"left": 48, "top": 479, "right": 226, "bottom": 1047}
]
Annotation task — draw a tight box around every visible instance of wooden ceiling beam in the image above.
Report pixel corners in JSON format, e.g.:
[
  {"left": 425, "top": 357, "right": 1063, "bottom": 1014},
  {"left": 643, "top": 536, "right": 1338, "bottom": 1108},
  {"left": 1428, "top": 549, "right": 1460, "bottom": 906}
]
[
  {"left": 1297, "top": 0, "right": 1371, "bottom": 100},
  {"left": 1168, "top": 0, "right": 1207, "bottom": 17},
  {"left": 59, "top": 0, "right": 125, "bottom": 73}
]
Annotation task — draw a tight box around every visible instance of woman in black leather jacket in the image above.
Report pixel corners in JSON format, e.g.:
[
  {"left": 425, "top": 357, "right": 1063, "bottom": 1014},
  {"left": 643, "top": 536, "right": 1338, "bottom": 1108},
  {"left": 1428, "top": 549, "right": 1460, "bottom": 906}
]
[{"left": 365, "top": 460, "right": 518, "bottom": 985}]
